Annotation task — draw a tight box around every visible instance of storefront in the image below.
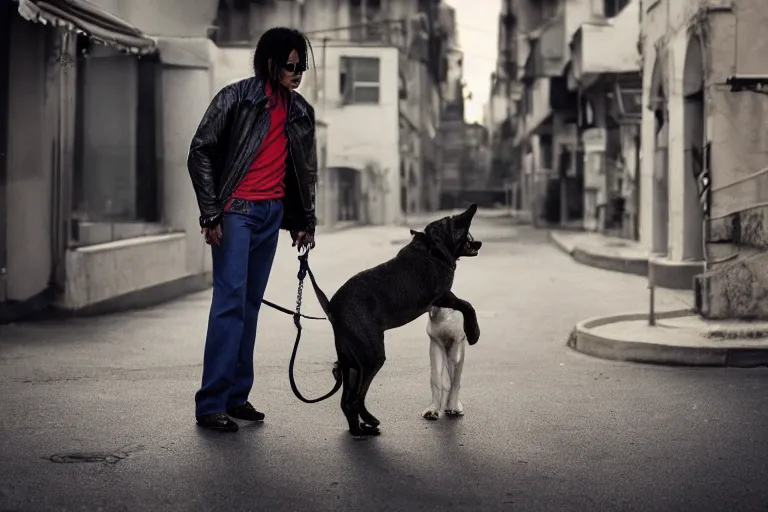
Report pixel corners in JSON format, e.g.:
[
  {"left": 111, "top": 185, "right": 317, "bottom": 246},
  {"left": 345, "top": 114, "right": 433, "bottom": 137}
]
[{"left": 1, "top": 0, "right": 156, "bottom": 322}]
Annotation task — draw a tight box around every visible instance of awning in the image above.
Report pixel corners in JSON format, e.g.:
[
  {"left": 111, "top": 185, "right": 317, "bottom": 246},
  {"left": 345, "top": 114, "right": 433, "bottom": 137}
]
[{"left": 16, "top": 0, "right": 156, "bottom": 55}]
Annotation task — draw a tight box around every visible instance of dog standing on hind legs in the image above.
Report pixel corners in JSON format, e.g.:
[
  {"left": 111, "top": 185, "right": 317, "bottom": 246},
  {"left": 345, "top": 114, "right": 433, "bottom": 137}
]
[
  {"left": 306, "top": 204, "right": 483, "bottom": 438},
  {"left": 422, "top": 306, "right": 468, "bottom": 420}
]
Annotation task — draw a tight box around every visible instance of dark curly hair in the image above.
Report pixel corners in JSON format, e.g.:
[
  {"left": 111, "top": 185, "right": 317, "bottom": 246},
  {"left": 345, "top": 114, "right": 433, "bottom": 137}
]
[{"left": 253, "top": 27, "right": 315, "bottom": 99}]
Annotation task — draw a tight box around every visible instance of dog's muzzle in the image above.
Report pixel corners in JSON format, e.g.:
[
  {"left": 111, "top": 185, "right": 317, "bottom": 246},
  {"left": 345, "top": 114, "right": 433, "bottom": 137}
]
[{"left": 462, "top": 233, "right": 481, "bottom": 257}]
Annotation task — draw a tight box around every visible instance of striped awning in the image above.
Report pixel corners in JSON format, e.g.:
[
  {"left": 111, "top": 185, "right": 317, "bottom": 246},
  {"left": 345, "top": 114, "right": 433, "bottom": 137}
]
[{"left": 15, "top": 0, "right": 156, "bottom": 55}]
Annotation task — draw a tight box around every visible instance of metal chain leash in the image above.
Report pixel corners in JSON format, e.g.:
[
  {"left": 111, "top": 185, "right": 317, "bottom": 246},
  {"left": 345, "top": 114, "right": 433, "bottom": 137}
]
[
  {"left": 295, "top": 277, "right": 305, "bottom": 318},
  {"left": 293, "top": 253, "right": 309, "bottom": 328}
]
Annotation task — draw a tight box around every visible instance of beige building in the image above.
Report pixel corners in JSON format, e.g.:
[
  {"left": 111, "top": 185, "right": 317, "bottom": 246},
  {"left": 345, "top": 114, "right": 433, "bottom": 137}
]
[
  {"left": 639, "top": 0, "right": 768, "bottom": 318},
  {"left": 1, "top": 0, "right": 223, "bottom": 321}
]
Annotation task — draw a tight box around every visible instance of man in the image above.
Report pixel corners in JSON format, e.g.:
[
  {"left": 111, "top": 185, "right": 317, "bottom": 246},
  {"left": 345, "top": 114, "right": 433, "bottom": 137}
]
[{"left": 187, "top": 27, "right": 318, "bottom": 432}]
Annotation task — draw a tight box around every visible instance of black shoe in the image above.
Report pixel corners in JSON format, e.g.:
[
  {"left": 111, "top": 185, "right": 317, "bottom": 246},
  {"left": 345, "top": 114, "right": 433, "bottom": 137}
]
[
  {"left": 196, "top": 412, "right": 239, "bottom": 432},
  {"left": 226, "top": 401, "right": 265, "bottom": 422}
]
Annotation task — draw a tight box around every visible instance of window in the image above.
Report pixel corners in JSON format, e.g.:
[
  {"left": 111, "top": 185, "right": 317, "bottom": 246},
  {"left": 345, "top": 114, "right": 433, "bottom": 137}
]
[
  {"left": 340, "top": 57, "right": 380, "bottom": 105},
  {"left": 604, "top": 0, "right": 630, "bottom": 18},
  {"left": 72, "top": 36, "right": 160, "bottom": 245},
  {"left": 212, "top": 0, "right": 251, "bottom": 45},
  {"left": 540, "top": 134, "right": 553, "bottom": 170}
]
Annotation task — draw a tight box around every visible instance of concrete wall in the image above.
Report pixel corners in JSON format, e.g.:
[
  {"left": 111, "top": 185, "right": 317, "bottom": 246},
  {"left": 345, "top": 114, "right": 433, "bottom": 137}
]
[
  {"left": 211, "top": 46, "right": 253, "bottom": 94},
  {"left": 5, "top": 15, "right": 51, "bottom": 302}
]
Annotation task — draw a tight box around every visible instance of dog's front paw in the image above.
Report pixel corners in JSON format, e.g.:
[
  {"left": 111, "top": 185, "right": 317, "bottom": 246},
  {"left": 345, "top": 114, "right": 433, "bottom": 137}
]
[
  {"left": 445, "top": 402, "right": 465, "bottom": 418},
  {"left": 422, "top": 407, "right": 440, "bottom": 421}
]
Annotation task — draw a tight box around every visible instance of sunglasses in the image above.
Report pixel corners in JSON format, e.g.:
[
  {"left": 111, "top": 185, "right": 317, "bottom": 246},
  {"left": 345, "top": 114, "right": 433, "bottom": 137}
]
[{"left": 281, "top": 62, "right": 306, "bottom": 74}]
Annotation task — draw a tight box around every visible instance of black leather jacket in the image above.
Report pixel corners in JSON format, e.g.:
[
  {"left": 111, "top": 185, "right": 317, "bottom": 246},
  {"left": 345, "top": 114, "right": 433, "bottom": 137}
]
[{"left": 187, "top": 76, "right": 318, "bottom": 235}]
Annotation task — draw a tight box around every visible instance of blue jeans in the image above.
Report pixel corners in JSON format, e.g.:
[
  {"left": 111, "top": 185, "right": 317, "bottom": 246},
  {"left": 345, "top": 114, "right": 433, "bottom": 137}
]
[{"left": 195, "top": 199, "right": 284, "bottom": 417}]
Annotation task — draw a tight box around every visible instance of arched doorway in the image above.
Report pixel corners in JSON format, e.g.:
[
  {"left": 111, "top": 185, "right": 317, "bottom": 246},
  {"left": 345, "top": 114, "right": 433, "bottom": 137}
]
[
  {"left": 650, "top": 53, "right": 669, "bottom": 255},
  {"left": 682, "top": 36, "right": 705, "bottom": 261}
]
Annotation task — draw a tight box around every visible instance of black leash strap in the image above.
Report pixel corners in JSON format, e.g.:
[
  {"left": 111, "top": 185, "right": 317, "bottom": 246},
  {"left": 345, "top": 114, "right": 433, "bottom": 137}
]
[
  {"left": 261, "top": 298, "right": 325, "bottom": 320},
  {"left": 287, "top": 251, "right": 342, "bottom": 404}
]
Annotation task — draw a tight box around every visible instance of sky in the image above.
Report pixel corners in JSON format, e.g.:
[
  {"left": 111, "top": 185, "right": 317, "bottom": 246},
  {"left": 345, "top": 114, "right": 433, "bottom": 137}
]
[{"left": 444, "top": 0, "right": 499, "bottom": 125}]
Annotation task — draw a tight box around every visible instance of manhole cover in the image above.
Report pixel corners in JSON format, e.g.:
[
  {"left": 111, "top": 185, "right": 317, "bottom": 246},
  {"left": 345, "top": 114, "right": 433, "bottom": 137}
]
[
  {"left": 48, "top": 444, "right": 143, "bottom": 464},
  {"left": 49, "top": 452, "right": 127, "bottom": 464}
]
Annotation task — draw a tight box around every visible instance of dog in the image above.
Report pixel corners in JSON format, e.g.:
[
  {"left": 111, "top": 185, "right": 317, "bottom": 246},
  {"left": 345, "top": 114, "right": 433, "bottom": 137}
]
[
  {"left": 311, "top": 204, "right": 483, "bottom": 437},
  {"left": 422, "top": 306, "right": 467, "bottom": 420}
]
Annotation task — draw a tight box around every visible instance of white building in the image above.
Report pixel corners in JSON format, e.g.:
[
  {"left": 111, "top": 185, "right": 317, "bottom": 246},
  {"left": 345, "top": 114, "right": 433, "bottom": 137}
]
[{"left": 305, "top": 43, "right": 402, "bottom": 226}]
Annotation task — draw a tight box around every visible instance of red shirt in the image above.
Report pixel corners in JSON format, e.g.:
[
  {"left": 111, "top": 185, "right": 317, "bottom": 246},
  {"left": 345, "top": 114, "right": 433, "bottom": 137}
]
[{"left": 231, "top": 82, "right": 289, "bottom": 202}]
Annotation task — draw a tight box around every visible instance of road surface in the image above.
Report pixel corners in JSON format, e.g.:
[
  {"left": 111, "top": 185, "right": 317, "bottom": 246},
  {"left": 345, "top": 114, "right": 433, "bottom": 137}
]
[{"left": 1, "top": 211, "right": 766, "bottom": 511}]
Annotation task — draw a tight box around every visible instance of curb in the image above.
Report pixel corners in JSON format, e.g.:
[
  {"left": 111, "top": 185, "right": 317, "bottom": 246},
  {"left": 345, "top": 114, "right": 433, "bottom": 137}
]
[
  {"left": 567, "top": 310, "right": 768, "bottom": 368},
  {"left": 547, "top": 231, "right": 574, "bottom": 256},
  {"left": 548, "top": 231, "right": 648, "bottom": 276},
  {"left": 572, "top": 247, "right": 648, "bottom": 277}
]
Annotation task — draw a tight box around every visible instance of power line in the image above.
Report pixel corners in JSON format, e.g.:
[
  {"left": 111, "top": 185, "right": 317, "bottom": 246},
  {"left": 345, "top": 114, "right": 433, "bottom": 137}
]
[
  {"left": 302, "top": 19, "right": 405, "bottom": 37},
  {"left": 456, "top": 23, "right": 498, "bottom": 37}
]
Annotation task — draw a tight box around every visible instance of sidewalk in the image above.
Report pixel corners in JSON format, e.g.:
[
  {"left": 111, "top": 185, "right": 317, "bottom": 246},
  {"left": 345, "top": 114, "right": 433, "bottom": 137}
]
[
  {"left": 548, "top": 230, "right": 649, "bottom": 277},
  {"left": 549, "top": 229, "right": 705, "bottom": 291},
  {"left": 550, "top": 231, "right": 768, "bottom": 367},
  {"left": 569, "top": 309, "right": 768, "bottom": 367}
]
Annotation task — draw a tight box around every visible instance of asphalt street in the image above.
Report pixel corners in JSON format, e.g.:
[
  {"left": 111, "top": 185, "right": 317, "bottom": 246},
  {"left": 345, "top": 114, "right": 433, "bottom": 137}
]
[{"left": 1, "top": 211, "right": 767, "bottom": 512}]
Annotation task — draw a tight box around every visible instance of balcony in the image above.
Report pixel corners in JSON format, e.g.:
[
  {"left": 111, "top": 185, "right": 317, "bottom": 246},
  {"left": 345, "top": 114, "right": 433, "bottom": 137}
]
[
  {"left": 569, "top": 0, "right": 640, "bottom": 81},
  {"left": 521, "top": 14, "right": 567, "bottom": 83}
]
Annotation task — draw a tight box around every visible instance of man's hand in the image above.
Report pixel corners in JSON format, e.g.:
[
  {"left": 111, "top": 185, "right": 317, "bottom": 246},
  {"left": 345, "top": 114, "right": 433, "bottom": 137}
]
[
  {"left": 292, "top": 231, "right": 316, "bottom": 251},
  {"left": 202, "top": 225, "right": 223, "bottom": 246}
]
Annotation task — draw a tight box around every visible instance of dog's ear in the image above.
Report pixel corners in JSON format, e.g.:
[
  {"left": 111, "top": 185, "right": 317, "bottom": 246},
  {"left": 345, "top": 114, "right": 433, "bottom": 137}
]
[
  {"left": 453, "top": 203, "right": 478, "bottom": 228},
  {"left": 409, "top": 229, "right": 422, "bottom": 236}
]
